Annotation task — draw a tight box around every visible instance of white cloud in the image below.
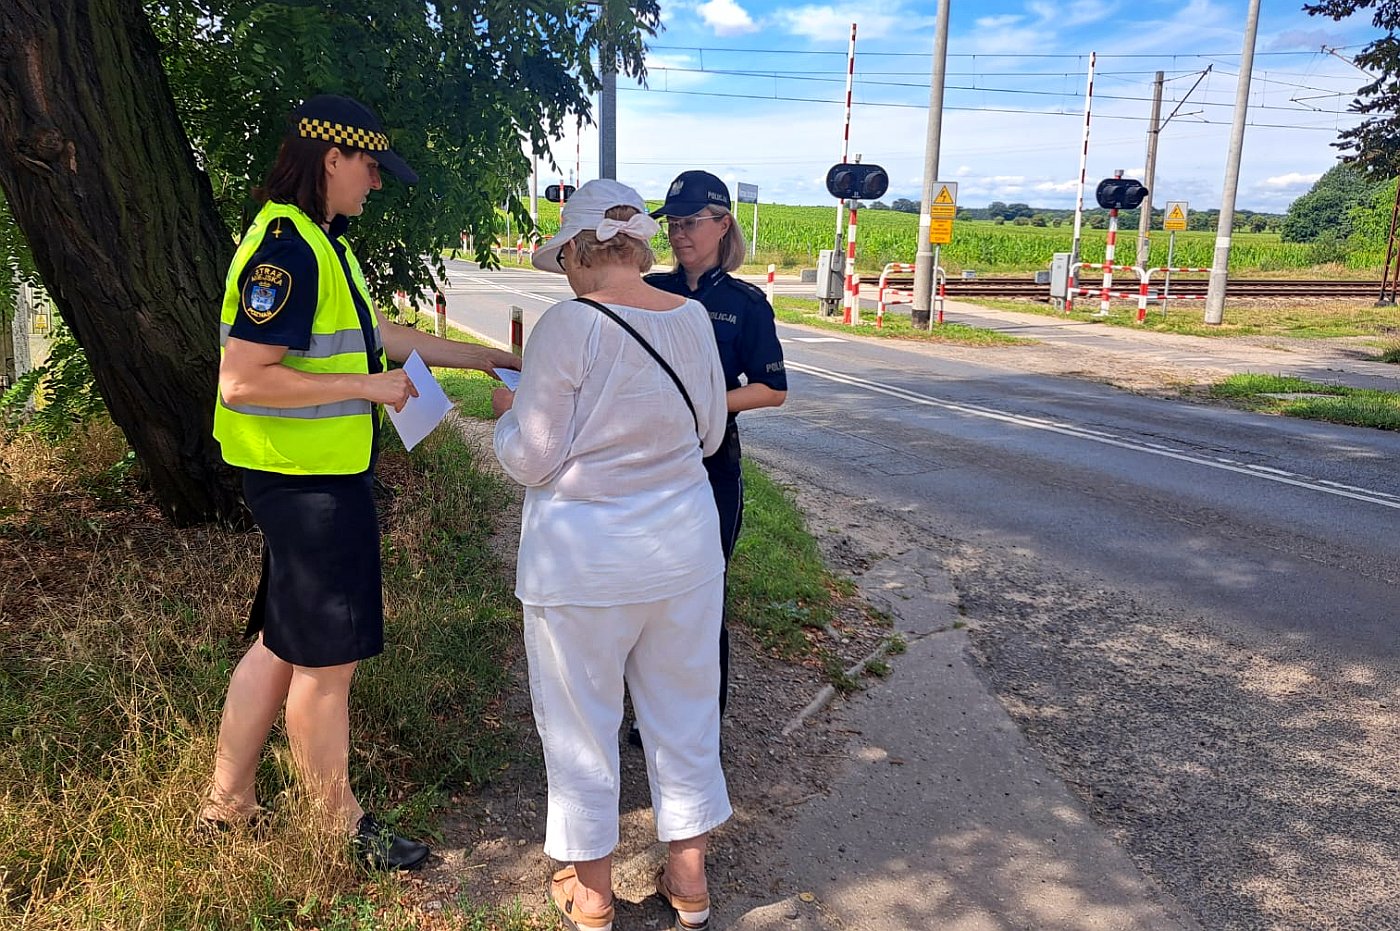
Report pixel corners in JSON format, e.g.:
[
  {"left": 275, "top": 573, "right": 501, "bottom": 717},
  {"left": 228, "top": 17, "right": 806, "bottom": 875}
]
[
  {"left": 1035, "top": 179, "right": 1081, "bottom": 193},
  {"left": 956, "top": 165, "right": 973, "bottom": 176},
  {"left": 1027, "top": 0, "right": 1117, "bottom": 28},
  {"left": 697, "top": 0, "right": 758, "bottom": 37},
  {"left": 775, "top": 3, "right": 926, "bottom": 42},
  {"left": 975, "top": 14, "right": 1022, "bottom": 29},
  {"left": 1263, "top": 172, "right": 1322, "bottom": 189}
]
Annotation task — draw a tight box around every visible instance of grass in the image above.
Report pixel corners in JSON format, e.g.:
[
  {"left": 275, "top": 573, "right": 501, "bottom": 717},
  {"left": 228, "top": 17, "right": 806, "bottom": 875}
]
[
  {"left": 1206, "top": 374, "right": 1400, "bottom": 431},
  {"left": 727, "top": 462, "right": 855, "bottom": 658},
  {"left": 0, "top": 417, "right": 536, "bottom": 929},
  {"left": 772, "top": 296, "right": 1031, "bottom": 346},
  {"left": 965, "top": 296, "right": 1400, "bottom": 341}
]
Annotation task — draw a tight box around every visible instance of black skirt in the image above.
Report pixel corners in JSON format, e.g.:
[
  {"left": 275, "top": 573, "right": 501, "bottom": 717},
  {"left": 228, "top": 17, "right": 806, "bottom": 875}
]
[{"left": 241, "top": 468, "right": 384, "bottom": 667}]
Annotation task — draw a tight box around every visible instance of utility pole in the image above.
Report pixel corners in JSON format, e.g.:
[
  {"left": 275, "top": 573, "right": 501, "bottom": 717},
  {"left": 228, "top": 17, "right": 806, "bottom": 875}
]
[
  {"left": 1136, "top": 71, "right": 1164, "bottom": 270},
  {"left": 913, "top": 0, "right": 951, "bottom": 330},
  {"left": 1204, "top": 0, "right": 1260, "bottom": 325},
  {"left": 600, "top": 50, "right": 617, "bottom": 179}
]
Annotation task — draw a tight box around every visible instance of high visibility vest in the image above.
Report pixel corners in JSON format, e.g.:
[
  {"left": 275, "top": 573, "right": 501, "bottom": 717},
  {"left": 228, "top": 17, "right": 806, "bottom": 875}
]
[{"left": 214, "top": 202, "right": 387, "bottom": 475}]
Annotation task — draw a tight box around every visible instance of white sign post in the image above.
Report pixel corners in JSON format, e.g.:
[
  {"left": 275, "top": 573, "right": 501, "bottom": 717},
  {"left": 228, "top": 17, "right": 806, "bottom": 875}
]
[{"left": 737, "top": 182, "right": 759, "bottom": 257}]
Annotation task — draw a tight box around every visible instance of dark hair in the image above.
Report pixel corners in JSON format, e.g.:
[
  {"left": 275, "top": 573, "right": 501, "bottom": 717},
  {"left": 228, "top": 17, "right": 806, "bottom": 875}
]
[{"left": 253, "top": 132, "right": 340, "bottom": 224}]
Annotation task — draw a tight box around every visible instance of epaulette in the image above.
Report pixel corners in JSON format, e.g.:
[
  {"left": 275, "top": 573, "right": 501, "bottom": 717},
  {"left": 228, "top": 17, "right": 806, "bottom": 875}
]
[{"left": 725, "top": 276, "right": 769, "bottom": 304}]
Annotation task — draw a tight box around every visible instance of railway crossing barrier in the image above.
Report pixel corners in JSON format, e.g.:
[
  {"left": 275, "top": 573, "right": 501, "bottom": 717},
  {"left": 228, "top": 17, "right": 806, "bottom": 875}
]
[
  {"left": 1065, "top": 261, "right": 1145, "bottom": 315},
  {"left": 1141, "top": 266, "right": 1210, "bottom": 320},
  {"left": 875, "top": 262, "right": 947, "bottom": 328}
]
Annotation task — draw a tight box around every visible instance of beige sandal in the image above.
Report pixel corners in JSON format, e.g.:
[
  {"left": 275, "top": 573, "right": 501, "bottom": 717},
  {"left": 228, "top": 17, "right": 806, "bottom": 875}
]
[
  {"left": 656, "top": 865, "right": 711, "bottom": 931},
  {"left": 549, "top": 865, "right": 615, "bottom": 931}
]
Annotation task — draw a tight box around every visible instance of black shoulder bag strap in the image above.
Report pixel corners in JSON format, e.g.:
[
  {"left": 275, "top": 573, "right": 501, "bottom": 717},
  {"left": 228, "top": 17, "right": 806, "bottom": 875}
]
[{"left": 575, "top": 297, "right": 701, "bottom": 441}]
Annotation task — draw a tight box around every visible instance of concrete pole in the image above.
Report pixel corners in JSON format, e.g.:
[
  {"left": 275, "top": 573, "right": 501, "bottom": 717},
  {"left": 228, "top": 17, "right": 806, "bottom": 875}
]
[
  {"left": 530, "top": 151, "right": 539, "bottom": 227},
  {"left": 599, "top": 38, "right": 617, "bottom": 178},
  {"left": 912, "top": 0, "right": 951, "bottom": 330},
  {"left": 1136, "top": 71, "right": 1164, "bottom": 271},
  {"left": 1204, "top": 0, "right": 1261, "bottom": 325}
]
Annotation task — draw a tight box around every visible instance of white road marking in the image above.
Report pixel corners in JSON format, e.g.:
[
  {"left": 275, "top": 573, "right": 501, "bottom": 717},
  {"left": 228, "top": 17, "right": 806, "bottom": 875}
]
[{"left": 787, "top": 360, "right": 1400, "bottom": 512}]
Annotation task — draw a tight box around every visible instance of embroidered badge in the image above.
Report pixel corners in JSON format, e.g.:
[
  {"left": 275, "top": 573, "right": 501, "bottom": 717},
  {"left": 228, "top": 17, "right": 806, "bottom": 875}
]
[
  {"left": 241, "top": 264, "right": 292, "bottom": 324},
  {"left": 669, "top": 179, "right": 684, "bottom": 196}
]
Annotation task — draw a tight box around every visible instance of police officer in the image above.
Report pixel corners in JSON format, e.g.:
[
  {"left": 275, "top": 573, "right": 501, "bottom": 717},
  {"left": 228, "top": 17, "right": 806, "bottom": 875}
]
[
  {"left": 204, "top": 95, "right": 517, "bottom": 870},
  {"left": 645, "top": 170, "right": 788, "bottom": 720}
]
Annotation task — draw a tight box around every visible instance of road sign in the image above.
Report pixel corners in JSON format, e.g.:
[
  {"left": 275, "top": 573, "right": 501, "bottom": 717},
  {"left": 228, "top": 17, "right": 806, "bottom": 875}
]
[
  {"left": 1164, "top": 201, "right": 1189, "bottom": 232},
  {"left": 736, "top": 182, "right": 759, "bottom": 204},
  {"left": 929, "top": 181, "right": 958, "bottom": 243}
]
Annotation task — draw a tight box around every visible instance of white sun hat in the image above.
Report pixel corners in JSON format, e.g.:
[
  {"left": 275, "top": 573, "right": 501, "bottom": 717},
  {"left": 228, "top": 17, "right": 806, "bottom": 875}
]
[{"left": 532, "top": 178, "right": 661, "bottom": 273}]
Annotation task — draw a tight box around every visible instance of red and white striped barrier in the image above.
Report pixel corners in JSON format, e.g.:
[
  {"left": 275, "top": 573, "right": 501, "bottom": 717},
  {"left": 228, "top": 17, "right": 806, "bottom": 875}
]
[
  {"left": 876, "top": 263, "right": 916, "bottom": 328},
  {"left": 874, "top": 263, "right": 949, "bottom": 327},
  {"left": 1139, "top": 266, "right": 1210, "bottom": 321},
  {"left": 766, "top": 264, "right": 776, "bottom": 304},
  {"left": 1065, "top": 261, "right": 1145, "bottom": 314}
]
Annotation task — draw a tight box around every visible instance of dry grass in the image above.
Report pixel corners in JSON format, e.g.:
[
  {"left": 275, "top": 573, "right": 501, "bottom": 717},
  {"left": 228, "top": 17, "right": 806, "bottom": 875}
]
[{"left": 0, "top": 420, "right": 527, "bottom": 929}]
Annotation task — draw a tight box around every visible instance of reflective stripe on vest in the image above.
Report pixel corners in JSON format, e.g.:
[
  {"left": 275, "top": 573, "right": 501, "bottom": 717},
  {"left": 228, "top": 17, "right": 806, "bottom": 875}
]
[{"left": 213, "top": 202, "right": 386, "bottom": 475}]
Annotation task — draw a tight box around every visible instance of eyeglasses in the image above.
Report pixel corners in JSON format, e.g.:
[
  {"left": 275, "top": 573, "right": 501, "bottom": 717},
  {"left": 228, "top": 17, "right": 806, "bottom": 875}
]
[
  {"left": 663, "top": 215, "right": 724, "bottom": 235},
  {"left": 556, "top": 249, "right": 566, "bottom": 271}
]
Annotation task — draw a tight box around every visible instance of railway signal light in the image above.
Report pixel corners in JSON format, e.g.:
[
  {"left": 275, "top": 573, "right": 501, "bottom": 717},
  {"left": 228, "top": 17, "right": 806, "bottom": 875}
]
[
  {"left": 1095, "top": 177, "right": 1149, "bottom": 210},
  {"left": 545, "top": 184, "right": 575, "bottom": 203},
  {"left": 825, "top": 163, "right": 889, "bottom": 201}
]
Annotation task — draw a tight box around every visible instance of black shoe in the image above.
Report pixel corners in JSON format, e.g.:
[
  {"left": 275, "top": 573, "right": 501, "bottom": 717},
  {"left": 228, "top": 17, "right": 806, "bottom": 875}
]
[
  {"left": 352, "top": 813, "right": 430, "bottom": 871},
  {"left": 626, "top": 724, "right": 644, "bottom": 749}
]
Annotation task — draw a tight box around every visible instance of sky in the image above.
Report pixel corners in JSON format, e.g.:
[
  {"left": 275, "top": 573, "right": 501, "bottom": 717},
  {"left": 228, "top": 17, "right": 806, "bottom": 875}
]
[{"left": 536, "top": 0, "right": 1390, "bottom": 215}]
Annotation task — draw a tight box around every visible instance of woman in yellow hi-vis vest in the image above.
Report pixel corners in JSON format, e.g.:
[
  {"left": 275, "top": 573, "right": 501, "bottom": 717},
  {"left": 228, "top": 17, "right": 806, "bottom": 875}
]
[{"left": 205, "top": 95, "right": 517, "bottom": 871}]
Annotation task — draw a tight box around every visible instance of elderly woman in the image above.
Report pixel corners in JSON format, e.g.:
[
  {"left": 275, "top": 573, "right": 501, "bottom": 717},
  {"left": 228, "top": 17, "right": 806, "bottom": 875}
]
[{"left": 491, "top": 179, "right": 730, "bottom": 931}]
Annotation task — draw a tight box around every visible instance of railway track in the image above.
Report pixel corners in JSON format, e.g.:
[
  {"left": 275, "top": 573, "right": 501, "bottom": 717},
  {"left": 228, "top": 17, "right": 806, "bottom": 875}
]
[{"left": 874, "top": 277, "right": 1384, "bottom": 299}]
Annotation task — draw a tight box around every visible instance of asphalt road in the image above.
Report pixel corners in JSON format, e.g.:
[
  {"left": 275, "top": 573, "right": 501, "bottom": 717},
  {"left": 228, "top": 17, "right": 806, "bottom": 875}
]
[
  {"left": 436, "top": 259, "right": 1399, "bottom": 660},
  {"left": 437, "top": 260, "right": 1400, "bottom": 926}
]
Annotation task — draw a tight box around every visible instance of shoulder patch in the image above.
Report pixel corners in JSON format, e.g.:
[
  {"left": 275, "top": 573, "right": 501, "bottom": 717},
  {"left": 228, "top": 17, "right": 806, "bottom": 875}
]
[{"left": 241, "top": 263, "right": 294, "bottom": 324}]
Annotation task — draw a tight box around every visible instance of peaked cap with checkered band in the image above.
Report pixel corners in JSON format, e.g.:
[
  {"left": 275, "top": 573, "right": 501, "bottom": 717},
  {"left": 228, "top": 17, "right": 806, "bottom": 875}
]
[{"left": 291, "top": 95, "right": 417, "bottom": 184}]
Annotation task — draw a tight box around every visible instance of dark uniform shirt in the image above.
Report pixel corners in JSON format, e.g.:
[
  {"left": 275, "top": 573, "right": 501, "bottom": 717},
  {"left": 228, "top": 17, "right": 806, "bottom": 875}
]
[
  {"left": 645, "top": 265, "right": 787, "bottom": 476},
  {"left": 228, "top": 211, "right": 382, "bottom": 375}
]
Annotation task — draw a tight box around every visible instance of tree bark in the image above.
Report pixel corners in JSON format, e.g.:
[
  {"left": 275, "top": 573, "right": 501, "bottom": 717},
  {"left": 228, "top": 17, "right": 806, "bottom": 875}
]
[{"left": 0, "top": 0, "right": 242, "bottom": 524}]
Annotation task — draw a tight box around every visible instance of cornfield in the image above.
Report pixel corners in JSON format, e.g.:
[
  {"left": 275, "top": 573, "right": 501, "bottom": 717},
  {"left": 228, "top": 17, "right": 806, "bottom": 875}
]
[{"left": 505, "top": 200, "right": 1385, "bottom": 275}]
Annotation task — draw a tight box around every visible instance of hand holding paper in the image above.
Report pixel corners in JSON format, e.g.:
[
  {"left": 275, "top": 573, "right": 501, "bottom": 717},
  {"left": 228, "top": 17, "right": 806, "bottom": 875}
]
[
  {"left": 493, "top": 367, "right": 521, "bottom": 391},
  {"left": 385, "top": 350, "right": 454, "bottom": 451}
]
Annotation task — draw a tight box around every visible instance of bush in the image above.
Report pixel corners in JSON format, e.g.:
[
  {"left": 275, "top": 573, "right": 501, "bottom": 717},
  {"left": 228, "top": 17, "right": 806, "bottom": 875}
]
[{"left": 1, "top": 316, "right": 105, "bottom": 439}]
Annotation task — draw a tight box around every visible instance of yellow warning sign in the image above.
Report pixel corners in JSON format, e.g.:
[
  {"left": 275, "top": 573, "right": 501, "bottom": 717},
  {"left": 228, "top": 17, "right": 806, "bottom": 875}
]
[
  {"left": 929, "top": 181, "right": 958, "bottom": 221},
  {"left": 929, "top": 218, "right": 953, "bottom": 244},
  {"left": 1164, "top": 201, "right": 1189, "bottom": 232}
]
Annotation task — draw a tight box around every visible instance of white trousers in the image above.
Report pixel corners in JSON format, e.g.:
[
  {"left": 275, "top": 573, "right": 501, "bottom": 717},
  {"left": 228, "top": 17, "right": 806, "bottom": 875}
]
[{"left": 523, "top": 579, "right": 732, "bottom": 862}]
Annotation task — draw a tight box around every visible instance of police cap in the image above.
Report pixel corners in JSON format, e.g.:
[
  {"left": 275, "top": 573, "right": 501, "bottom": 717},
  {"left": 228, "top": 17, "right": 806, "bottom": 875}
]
[
  {"left": 292, "top": 95, "right": 418, "bottom": 184},
  {"left": 651, "top": 170, "right": 731, "bottom": 218}
]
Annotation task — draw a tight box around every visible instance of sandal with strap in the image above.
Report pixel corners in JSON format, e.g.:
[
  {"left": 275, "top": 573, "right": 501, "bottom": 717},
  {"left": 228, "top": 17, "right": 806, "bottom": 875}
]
[
  {"left": 655, "top": 865, "right": 711, "bottom": 931},
  {"left": 549, "top": 865, "right": 615, "bottom": 931}
]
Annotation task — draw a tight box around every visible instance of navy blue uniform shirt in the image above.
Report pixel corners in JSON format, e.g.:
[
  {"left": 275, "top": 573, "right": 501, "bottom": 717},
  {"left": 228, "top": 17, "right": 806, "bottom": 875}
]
[
  {"left": 646, "top": 265, "right": 787, "bottom": 475},
  {"left": 645, "top": 265, "right": 787, "bottom": 395},
  {"left": 228, "top": 211, "right": 382, "bottom": 375}
]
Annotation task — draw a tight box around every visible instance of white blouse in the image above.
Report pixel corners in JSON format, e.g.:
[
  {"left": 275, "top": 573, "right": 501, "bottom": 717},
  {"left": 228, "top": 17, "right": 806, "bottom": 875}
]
[{"left": 494, "top": 297, "right": 729, "bottom": 606}]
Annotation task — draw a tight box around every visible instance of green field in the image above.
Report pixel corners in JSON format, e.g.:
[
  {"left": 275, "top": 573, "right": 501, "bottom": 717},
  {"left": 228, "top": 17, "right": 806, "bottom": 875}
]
[{"left": 505, "top": 201, "right": 1384, "bottom": 276}]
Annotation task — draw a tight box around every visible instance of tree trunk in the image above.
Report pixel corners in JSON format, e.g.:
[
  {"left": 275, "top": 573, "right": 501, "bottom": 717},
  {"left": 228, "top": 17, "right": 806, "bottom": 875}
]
[{"left": 0, "top": 0, "right": 242, "bottom": 524}]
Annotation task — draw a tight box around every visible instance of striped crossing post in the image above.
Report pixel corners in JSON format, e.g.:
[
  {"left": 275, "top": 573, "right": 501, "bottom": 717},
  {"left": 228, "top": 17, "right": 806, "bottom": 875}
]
[
  {"left": 510, "top": 306, "right": 524, "bottom": 357},
  {"left": 766, "top": 264, "right": 776, "bottom": 304},
  {"left": 1099, "top": 206, "right": 1119, "bottom": 315},
  {"left": 1069, "top": 51, "right": 1096, "bottom": 294},
  {"left": 843, "top": 202, "right": 859, "bottom": 324}
]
